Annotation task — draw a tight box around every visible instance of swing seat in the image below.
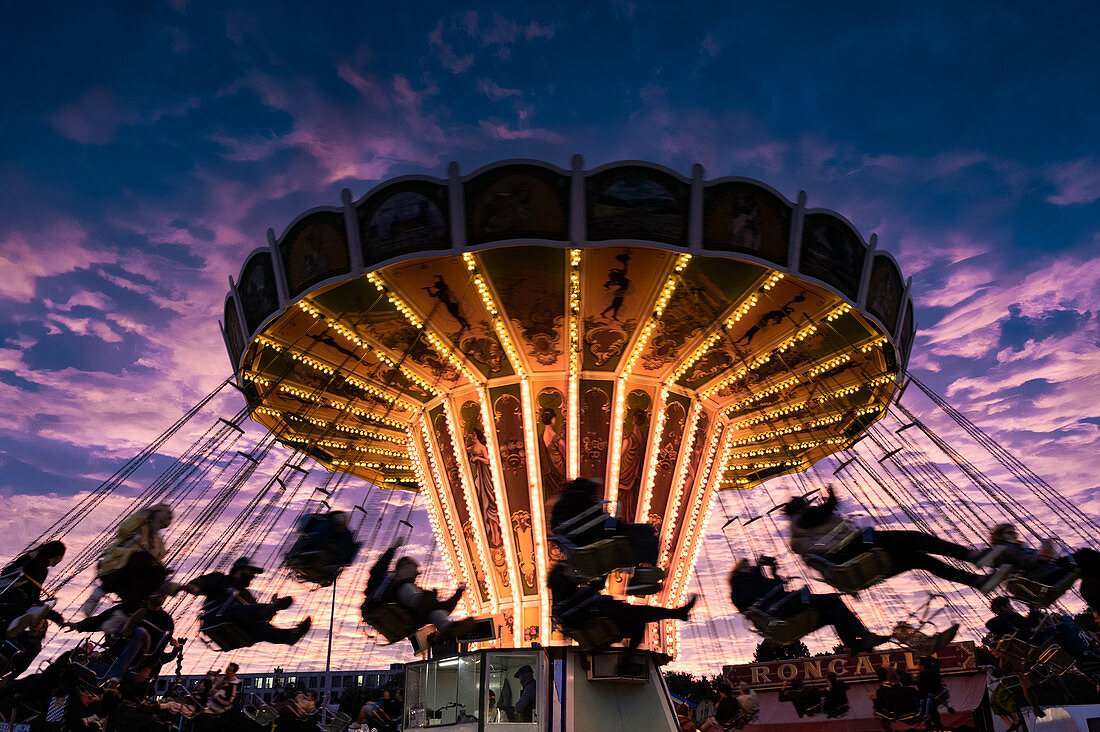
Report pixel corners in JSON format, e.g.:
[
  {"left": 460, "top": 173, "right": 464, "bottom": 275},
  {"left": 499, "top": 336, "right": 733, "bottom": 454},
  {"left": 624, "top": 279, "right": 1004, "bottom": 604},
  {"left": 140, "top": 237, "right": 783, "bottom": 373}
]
[
  {"left": 0, "top": 570, "right": 31, "bottom": 600},
  {"left": 891, "top": 621, "right": 958, "bottom": 655},
  {"left": 320, "top": 710, "right": 352, "bottom": 732},
  {"left": 565, "top": 617, "right": 623, "bottom": 651},
  {"left": 995, "top": 635, "right": 1039, "bottom": 664},
  {"left": 806, "top": 522, "right": 863, "bottom": 557},
  {"left": 554, "top": 536, "right": 635, "bottom": 581},
  {"left": 876, "top": 709, "right": 922, "bottom": 725},
  {"left": 625, "top": 566, "right": 666, "bottom": 597},
  {"left": 243, "top": 694, "right": 280, "bottom": 726},
  {"left": 364, "top": 604, "right": 419, "bottom": 644},
  {"left": 285, "top": 538, "right": 361, "bottom": 587},
  {"left": 1005, "top": 570, "right": 1079, "bottom": 609},
  {"left": 744, "top": 605, "right": 824, "bottom": 645},
  {"left": 805, "top": 549, "right": 893, "bottom": 594},
  {"left": 199, "top": 620, "right": 253, "bottom": 651},
  {"left": 285, "top": 551, "right": 343, "bottom": 587},
  {"left": 1035, "top": 644, "right": 1076, "bottom": 676}
]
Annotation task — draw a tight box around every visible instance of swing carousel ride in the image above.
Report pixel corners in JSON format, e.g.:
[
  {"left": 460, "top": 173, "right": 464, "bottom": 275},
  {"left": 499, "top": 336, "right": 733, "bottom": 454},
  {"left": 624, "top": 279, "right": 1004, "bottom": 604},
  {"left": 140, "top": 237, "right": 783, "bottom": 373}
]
[
  {"left": 20, "top": 157, "right": 1097, "bottom": 686},
  {"left": 219, "top": 157, "right": 914, "bottom": 656}
]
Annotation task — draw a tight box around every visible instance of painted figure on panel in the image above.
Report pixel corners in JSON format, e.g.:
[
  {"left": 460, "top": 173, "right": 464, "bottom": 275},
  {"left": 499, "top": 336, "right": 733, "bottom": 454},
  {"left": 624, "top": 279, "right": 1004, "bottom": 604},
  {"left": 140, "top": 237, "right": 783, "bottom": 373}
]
[
  {"left": 600, "top": 253, "right": 632, "bottom": 321},
  {"left": 465, "top": 426, "right": 503, "bottom": 550},
  {"left": 366, "top": 191, "right": 446, "bottom": 252},
  {"left": 617, "top": 391, "right": 652, "bottom": 520},
  {"left": 423, "top": 275, "right": 471, "bottom": 331},
  {"left": 729, "top": 195, "right": 763, "bottom": 251},
  {"left": 537, "top": 388, "right": 567, "bottom": 501},
  {"left": 479, "top": 179, "right": 533, "bottom": 235}
]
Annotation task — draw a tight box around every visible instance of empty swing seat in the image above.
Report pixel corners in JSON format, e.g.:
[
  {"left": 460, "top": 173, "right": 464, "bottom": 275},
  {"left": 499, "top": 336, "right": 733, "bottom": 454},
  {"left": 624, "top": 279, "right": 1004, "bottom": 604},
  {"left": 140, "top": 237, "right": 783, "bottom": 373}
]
[
  {"left": 995, "top": 635, "right": 1040, "bottom": 664},
  {"left": 320, "top": 710, "right": 352, "bottom": 732},
  {"left": 1005, "top": 570, "right": 1079, "bottom": 609},
  {"left": 806, "top": 548, "right": 893, "bottom": 594},
  {"left": 744, "top": 605, "right": 824, "bottom": 645},
  {"left": 554, "top": 536, "right": 634, "bottom": 581},
  {"left": 1036, "top": 645, "right": 1076, "bottom": 676},
  {"left": 875, "top": 708, "right": 922, "bottom": 726},
  {"left": 364, "top": 604, "right": 418, "bottom": 644},
  {"left": 243, "top": 694, "right": 280, "bottom": 726},
  {"left": 891, "top": 621, "right": 958, "bottom": 655},
  {"left": 564, "top": 617, "right": 623, "bottom": 651}
]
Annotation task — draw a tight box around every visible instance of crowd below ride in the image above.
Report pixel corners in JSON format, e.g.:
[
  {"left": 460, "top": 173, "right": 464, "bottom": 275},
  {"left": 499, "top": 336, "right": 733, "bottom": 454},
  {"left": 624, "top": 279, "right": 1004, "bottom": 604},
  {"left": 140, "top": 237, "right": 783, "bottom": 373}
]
[{"left": 2, "top": 480, "right": 1099, "bottom": 730}]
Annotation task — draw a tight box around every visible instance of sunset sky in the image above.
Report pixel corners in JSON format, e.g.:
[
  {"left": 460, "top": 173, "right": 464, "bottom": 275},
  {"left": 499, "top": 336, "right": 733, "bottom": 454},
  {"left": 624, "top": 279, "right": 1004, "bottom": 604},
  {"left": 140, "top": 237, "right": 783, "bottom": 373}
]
[{"left": 2, "top": 3, "right": 1098, "bottom": 676}]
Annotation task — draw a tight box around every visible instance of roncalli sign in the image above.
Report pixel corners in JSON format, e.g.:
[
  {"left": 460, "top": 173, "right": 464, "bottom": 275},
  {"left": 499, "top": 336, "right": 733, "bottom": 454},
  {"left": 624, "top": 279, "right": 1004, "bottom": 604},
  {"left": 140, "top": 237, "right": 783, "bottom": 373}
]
[{"left": 723, "top": 642, "right": 978, "bottom": 691}]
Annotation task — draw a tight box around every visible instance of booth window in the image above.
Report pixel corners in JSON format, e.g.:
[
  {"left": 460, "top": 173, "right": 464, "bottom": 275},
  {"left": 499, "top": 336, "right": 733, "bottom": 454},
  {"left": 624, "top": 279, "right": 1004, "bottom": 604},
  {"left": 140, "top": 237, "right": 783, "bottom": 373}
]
[{"left": 485, "top": 652, "right": 539, "bottom": 725}]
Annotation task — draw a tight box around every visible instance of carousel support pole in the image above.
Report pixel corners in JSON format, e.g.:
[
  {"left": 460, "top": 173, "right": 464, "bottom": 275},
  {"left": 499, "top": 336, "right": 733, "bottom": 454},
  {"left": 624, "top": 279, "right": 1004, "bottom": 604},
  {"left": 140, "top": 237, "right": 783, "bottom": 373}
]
[
  {"left": 324, "top": 575, "right": 337, "bottom": 723},
  {"left": 326, "top": 575, "right": 336, "bottom": 674}
]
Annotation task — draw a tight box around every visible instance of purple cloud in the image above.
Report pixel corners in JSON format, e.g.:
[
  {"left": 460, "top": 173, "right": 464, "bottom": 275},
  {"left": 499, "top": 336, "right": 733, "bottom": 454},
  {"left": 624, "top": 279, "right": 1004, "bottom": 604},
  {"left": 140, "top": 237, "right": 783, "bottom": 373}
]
[
  {"left": 1045, "top": 158, "right": 1100, "bottom": 206},
  {"left": 47, "top": 88, "right": 123, "bottom": 145}
]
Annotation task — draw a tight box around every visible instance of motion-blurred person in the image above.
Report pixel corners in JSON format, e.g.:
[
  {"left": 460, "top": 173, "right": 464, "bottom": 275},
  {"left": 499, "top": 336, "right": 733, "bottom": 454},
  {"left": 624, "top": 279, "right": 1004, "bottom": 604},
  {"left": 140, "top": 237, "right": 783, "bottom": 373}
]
[
  {"left": 778, "top": 677, "right": 823, "bottom": 719},
  {"left": 82, "top": 504, "right": 173, "bottom": 617},
  {"left": 916, "top": 655, "right": 953, "bottom": 727},
  {"left": 729, "top": 556, "right": 891, "bottom": 652},
  {"left": 732, "top": 683, "right": 759, "bottom": 728},
  {"left": 699, "top": 684, "right": 740, "bottom": 731},
  {"left": 869, "top": 666, "right": 918, "bottom": 728},
  {"left": 822, "top": 671, "right": 850, "bottom": 718},
  {"left": 692, "top": 692, "right": 716, "bottom": 730},
  {"left": 548, "top": 561, "right": 695, "bottom": 668},
  {"left": 1, "top": 540, "right": 66, "bottom": 638},
  {"left": 361, "top": 539, "right": 473, "bottom": 639},
  {"left": 784, "top": 485, "right": 1005, "bottom": 591},
  {"left": 175, "top": 557, "right": 311, "bottom": 647},
  {"left": 285, "top": 510, "right": 361, "bottom": 586},
  {"left": 550, "top": 478, "right": 660, "bottom": 568}
]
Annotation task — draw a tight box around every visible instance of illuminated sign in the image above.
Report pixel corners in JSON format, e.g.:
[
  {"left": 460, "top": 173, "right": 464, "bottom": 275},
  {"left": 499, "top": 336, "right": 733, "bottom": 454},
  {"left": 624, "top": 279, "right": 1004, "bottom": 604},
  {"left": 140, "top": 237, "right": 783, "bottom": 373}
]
[{"left": 722, "top": 642, "right": 978, "bottom": 691}]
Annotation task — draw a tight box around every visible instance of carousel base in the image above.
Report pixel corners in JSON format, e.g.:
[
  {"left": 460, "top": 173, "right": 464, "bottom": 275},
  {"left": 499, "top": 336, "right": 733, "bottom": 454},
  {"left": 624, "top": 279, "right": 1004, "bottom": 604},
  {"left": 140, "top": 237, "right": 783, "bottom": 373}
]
[{"left": 403, "top": 647, "right": 678, "bottom": 732}]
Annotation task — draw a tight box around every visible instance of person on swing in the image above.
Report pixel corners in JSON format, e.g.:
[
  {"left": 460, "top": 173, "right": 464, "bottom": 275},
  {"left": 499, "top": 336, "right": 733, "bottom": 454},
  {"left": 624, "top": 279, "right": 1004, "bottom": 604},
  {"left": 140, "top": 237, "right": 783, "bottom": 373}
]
[
  {"left": 361, "top": 539, "right": 474, "bottom": 639},
  {"left": 173, "top": 557, "right": 311, "bottom": 647},
  {"left": 784, "top": 484, "right": 1008, "bottom": 592},
  {"left": 728, "top": 556, "right": 892, "bottom": 653}
]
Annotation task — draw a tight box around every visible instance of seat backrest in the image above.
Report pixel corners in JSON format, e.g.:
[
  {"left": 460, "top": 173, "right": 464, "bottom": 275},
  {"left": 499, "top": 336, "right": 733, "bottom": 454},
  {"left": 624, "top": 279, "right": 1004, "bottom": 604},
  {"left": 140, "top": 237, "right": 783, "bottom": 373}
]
[
  {"left": 571, "top": 617, "right": 621, "bottom": 650},
  {"left": 553, "top": 502, "right": 614, "bottom": 548},
  {"left": 742, "top": 607, "right": 774, "bottom": 633},
  {"left": 808, "top": 549, "right": 892, "bottom": 593},
  {"left": 806, "top": 520, "right": 862, "bottom": 556},
  {"left": 568, "top": 538, "right": 634, "bottom": 579},
  {"left": 1006, "top": 570, "right": 1079, "bottom": 608},
  {"left": 365, "top": 604, "right": 417, "bottom": 643},
  {"left": 200, "top": 589, "right": 243, "bottom": 621}
]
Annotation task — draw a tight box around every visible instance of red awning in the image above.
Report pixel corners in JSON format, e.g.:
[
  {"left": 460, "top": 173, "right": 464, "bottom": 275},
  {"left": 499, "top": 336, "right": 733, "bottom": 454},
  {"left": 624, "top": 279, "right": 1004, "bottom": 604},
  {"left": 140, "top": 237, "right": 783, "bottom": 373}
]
[{"left": 743, "top": 674, "right": 988, "bottom": 732}]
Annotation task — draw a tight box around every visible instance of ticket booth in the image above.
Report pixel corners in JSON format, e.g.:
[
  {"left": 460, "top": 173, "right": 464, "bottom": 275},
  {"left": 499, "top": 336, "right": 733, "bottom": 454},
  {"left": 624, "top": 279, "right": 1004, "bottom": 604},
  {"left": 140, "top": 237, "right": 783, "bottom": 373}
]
[{"left": 403, "top": 648, "right": 679, "bottom": 732}]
